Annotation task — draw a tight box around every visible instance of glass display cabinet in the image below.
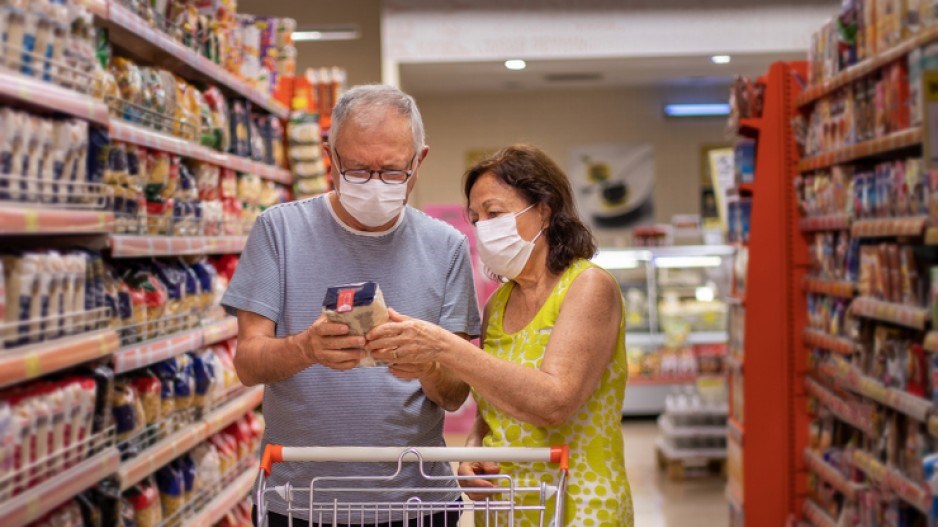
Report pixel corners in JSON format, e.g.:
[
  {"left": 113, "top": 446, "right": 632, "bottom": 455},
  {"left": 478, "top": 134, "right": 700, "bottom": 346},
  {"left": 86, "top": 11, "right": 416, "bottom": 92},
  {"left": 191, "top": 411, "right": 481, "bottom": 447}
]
[{"left": 593, "top": 245, "right": 734, "bottom": 415}]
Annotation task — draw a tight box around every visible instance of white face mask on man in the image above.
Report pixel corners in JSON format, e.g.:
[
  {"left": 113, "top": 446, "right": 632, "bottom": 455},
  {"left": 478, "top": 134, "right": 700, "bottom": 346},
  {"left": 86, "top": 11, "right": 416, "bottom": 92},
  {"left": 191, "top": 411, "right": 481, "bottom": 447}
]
[
  {"left": 338, "top": 178, "right": 409, "bottom": 228},
  {"left": 475, "top": 203, "right": 544, "bottom": 279}
]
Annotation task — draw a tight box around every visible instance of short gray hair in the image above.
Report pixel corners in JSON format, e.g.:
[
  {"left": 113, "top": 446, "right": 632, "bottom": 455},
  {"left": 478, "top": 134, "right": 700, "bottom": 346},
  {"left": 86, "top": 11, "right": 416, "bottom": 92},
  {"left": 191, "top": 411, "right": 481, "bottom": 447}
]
[{"left": 328, "top": 84, "right": 426, "bottom": 153}]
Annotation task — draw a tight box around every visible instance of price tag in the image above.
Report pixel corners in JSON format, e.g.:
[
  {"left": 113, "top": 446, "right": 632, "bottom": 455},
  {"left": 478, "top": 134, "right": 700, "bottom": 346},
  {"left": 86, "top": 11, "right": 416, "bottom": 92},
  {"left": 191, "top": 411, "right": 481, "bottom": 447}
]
[{"left": 24, "top": 353, "right": 41, "bottom": 379}]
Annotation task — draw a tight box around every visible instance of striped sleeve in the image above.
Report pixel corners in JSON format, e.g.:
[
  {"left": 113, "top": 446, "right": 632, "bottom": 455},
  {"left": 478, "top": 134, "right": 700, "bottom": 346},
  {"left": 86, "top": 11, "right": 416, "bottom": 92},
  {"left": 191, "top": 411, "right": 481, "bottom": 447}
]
[{"left": 221, "top": 214, "right": 282, "bottom": 323}]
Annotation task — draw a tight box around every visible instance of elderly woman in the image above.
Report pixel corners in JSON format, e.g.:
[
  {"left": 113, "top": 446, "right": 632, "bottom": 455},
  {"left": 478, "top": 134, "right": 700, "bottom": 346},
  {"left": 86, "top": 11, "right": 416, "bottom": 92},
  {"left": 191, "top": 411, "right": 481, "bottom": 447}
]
[{"left": 367, "top": 144, "right": 633, "bottom": 526}]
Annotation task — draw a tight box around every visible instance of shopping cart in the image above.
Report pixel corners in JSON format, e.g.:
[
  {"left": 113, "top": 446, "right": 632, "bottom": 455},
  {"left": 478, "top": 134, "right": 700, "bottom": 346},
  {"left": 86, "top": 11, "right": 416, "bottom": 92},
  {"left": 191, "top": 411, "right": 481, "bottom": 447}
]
[{"left": 255, "top": 444, "right": 569, "bottom": 526}]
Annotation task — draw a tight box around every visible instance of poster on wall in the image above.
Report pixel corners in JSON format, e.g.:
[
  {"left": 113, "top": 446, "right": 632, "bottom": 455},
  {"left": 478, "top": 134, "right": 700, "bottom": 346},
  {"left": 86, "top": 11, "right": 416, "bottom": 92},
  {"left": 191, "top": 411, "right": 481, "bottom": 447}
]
[
  {"left": 567, "top": 144, "right": 655, "bottom": 231},
  {"left": 706, "top": 147, "right": 735, "bottom": 230}
]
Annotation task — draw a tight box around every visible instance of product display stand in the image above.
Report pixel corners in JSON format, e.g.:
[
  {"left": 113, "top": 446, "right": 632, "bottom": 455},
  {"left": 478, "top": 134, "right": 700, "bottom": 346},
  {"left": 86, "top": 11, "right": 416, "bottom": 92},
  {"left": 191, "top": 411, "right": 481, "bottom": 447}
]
[
  {"left": 725, "top": 61, "right": 807, "bottom": 527},
  {"left": 655, "top": 388, "right": 728, "bottom": 481}
]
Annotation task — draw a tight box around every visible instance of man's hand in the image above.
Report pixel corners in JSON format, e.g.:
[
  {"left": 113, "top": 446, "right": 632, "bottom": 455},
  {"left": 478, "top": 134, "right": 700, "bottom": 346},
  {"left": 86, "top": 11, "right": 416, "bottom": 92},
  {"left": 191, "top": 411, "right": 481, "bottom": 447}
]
[
  {"left": 298, "top": 314, "right": 366, "bottom": 371},
  {"left": 457, "top": 461, "right": 501, "bottom": 501}
]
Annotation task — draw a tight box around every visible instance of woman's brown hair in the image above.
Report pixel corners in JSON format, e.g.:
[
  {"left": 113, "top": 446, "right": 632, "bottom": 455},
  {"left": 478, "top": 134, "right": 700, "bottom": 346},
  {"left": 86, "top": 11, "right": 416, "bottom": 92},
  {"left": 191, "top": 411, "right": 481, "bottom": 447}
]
[{"left": 464, "top": 144, "right": 597, "bottom": 274}]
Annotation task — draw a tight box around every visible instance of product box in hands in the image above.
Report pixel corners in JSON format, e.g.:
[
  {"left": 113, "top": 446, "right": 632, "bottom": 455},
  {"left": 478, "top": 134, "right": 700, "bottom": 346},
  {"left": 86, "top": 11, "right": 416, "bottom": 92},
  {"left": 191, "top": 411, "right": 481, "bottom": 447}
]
[{"left": 322, "top": 282, "right": 389, "bottom": 367}]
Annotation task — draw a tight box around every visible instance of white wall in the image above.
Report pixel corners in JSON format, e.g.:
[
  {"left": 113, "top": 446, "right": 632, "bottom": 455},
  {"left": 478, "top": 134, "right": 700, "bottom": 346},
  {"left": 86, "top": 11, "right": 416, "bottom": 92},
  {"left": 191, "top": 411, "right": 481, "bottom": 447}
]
[{"left": 411, "top": 84, "right": 730, "bottom": 245}]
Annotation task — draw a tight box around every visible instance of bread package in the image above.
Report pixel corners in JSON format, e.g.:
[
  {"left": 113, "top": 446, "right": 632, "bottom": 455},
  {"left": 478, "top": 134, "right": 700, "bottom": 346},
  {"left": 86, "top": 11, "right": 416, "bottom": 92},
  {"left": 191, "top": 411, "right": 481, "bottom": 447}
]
[{"left": 322, "top": 281, "right": 389, "bottom": 366}]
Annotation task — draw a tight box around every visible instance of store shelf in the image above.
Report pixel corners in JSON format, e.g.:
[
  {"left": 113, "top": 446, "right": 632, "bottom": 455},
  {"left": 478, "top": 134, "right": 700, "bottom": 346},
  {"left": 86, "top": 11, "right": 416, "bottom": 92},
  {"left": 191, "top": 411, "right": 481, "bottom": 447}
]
[
  {"left": 657, "top": 415, "right": 727, "bottom": 438},
  {"left": 626, "top": 332, "right": 728, "bottom": 347},
  {"left": 802, "top": 499, "right": 837, "bottom": 527},
  {"left": 105, "top": 4, "right": 289, "bottom": 119},
  {"left": 82, "top": 0, "right": 108, "bottom": 18},
  {"left": 805, "top": 377, "right": 875, "bottom": 436},
  {"left": 0, "top": 204, "right": 115, "bottom": 235},
  {"left": 655, "top": 436, "right": 727, "bottom": 460},
  {"left": 850, "top": 215, "right": 929, "bottom": 239},
  {"left": 803, "top": 449, "right": 862, "bottom": 501},
  {"left": 803, "top": 328, "right": 857, "bottom": 356},
  {"left": 109, "top": 120, "right": 292, "bottom": 184},
  {"left": 737, "top": 118, "right": 761, "bottom": 139},
  {"left": 203, "top": 317, "right": 239, "bottom": 346},
  {"left": 109, "top": 234, "right": 248, "bottom": 258},
  {"left": 850, "top": 296, "right": 929, "bottom": 330},
  {"left": 118, "top": 385, "right": 263, "bottom": 491},
  {"left": 850, "top": 449, "right": 931, "bottom": 514},
  {"left": 798, "top": 24, "right": 938, "bottom": 106},
  {"left": 0, "top": 447, "right": 120, "bottom": 527},
  {"left": 629, "top": 376, "right": 696, "bottom": 386},
  {"left": 0, "top": 67, "right": 110, "bottom": 125},
  {"left": 728, "top": 417, "right": 744, "bottom": 446},
  {"left": 820, "top": 355, "right": 935, "bottom": 429},
  {"left": 799, "top": 213, "right": 851, "bottom": 233},
  {"left": 112, "top": 328, "right": 204, "bottom": 374},
  {"left": 0, "top": 330, "right": 119, "bottom": 389},
  {"left": 802, "top": 277, "right": 855, "bottom": 299},
  {"left": 725, "top": 355, "right": 744, "bottom": 371},
  {"left": 798, "top": 128, "right": 922, "bottom": 172},
  {"left": 180, "top": 467, "right": 255, "bottom": 527}
]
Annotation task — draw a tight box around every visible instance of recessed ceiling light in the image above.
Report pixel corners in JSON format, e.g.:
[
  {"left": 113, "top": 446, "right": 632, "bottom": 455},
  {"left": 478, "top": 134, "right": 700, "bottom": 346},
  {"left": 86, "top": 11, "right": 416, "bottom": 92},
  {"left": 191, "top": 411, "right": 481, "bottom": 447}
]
[
  {"left": 292, "top": 26, "right": 361, "bottom": 42},
  {"left": 710, "top": 55, "right": 731, "bottom": 64},
  {"left": 504, "top": 59, "right": 526, "bottom": 71}
]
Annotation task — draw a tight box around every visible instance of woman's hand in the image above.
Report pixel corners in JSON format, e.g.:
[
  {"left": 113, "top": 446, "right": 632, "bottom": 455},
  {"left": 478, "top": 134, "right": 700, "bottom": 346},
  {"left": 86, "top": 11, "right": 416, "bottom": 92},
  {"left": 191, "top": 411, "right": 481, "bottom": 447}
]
[
  {"left": 367, "top": 308, "right": 449, "bottom": 368},
  {"left": 457, "top": 461, "right": 501, "bottom": 501}
]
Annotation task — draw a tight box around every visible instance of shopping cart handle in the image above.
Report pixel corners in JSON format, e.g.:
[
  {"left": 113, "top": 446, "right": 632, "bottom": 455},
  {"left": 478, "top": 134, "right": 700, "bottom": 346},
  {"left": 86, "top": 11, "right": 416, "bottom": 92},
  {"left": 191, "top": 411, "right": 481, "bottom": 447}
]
[{"left": 260, "top": 444, "right": 569, "bottom": 474}]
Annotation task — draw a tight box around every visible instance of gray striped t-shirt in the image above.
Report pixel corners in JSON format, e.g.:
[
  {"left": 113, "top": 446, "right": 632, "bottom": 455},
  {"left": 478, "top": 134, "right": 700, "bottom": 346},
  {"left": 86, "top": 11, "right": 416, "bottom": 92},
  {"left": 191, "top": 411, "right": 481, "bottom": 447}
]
[{"left": 222, "top": 194, "right": 481, "bottom": 523}]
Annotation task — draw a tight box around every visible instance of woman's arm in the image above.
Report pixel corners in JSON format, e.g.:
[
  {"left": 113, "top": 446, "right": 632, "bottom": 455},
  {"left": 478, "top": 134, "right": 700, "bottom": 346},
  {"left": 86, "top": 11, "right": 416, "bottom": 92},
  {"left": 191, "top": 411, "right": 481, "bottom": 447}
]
[
  {"left": 368, "top": 268, "right": 622, "bottom": 428},
  {"left": 457, "top": 407, "right": 500, "bottom": 500}
]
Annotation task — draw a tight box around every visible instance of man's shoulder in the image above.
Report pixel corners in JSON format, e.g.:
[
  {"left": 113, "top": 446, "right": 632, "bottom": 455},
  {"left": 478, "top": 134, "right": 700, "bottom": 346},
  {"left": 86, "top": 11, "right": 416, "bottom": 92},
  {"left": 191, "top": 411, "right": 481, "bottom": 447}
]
[
  {"left": 259, "top": 195, "right": 326, "bottom": 226},
  {"left": 405, "top": 207, "right": 469, "bottom": 247}
]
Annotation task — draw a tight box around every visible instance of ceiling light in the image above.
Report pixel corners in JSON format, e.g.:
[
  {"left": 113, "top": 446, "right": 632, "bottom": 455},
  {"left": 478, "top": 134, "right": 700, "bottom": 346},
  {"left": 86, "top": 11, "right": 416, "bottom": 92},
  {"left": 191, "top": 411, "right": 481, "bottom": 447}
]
[
  {"left": 695, "top": 286, "right": 716, "bottom": 302},
  {"left": 292, "top": 27, "right": 361, "bottom": 42},
  {"left": 710, "top": 55, "right": 731, "bottom": 64},
  {"left": 592, "top": 249, "right": 651, "bottom": 270},
  {"left": 504, "top": 59, "right": 526, "bottom": 71},
  {"left": 663, "top": 103, "right": 731, "bottom": 117}
]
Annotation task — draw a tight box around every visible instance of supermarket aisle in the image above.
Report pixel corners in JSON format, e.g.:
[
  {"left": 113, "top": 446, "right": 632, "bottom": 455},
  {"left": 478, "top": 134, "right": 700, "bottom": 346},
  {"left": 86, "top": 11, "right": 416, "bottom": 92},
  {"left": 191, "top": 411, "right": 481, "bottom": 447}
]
[
  {"left": 445, "top": 419, "right": 727, "bottom": 526},
  {"left": 622, "top": 419, "right": 728, "bottom": 527}
]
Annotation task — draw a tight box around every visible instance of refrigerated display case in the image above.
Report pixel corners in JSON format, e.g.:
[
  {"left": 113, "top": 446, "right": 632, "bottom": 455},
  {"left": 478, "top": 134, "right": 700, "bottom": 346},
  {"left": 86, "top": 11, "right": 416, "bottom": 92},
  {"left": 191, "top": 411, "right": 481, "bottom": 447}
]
[{"left": 594, "top": 245, "right": 734, "bottom": 414}]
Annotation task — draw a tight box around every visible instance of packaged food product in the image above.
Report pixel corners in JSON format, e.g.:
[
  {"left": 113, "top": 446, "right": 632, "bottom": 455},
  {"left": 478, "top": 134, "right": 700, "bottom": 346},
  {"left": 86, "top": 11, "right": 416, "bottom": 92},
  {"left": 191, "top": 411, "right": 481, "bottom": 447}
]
[
  {"left": 2, "top": 254, "right": 34, "bottom": 347},
  {"left": 131, "top": 371, "right": 162, "bottom": 426},
  {"left": 155, "top": 463, "right": 184, "bottom": 519},
  {"left": 190, "top": 260, "right": 217, "bottom": 310},
  {"left": 126, "top": 481, "right": 162, "bottom": 527},
  {"left": 177, "top": 453, "right": 197, "bottom": 502},
  {"left": 0, "top": 400, "right": 13, "bottom": 501},
  {"left": 322, "top": 282, "right": 389, "bottom": 366},
  {"left": 174, "top": 354, "right": 195, "bottom": 411},
  {"left": 191, "top": 351, "right": 216, "bottom": 409},
  {"left": 228, "top": 100, "right": 250, "bottom": 157},
  {"left": 45, "top": 252, "right": 66, "bottom": 339},
  {"left": 203, "top": 87, "right": 231, "bottom": 153},
  {"left": 27, "top": 253, "right": 52, "bottom": 344},
  {"left": 190, "top": 441, "right": 221, "bottom": 486},
  {"left": 111, "top": 57, "right": 144, "bottom": 122},
  {"left": 112, "top": 381, "right": 145, "bottom": 442}
]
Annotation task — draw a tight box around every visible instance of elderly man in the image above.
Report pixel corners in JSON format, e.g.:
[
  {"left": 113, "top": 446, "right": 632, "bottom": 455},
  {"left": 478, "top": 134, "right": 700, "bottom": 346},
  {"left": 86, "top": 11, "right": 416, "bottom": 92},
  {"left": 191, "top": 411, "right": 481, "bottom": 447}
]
[{"left": 222, "top": 85, "right": 480, "bottom": 527}]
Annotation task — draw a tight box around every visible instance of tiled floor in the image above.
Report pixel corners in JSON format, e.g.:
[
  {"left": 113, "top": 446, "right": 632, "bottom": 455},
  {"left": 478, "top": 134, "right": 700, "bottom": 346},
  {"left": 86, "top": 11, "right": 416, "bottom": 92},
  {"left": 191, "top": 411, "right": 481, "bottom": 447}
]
[{"left": 445, "top": 419, "right": 728, "bottom": 526}]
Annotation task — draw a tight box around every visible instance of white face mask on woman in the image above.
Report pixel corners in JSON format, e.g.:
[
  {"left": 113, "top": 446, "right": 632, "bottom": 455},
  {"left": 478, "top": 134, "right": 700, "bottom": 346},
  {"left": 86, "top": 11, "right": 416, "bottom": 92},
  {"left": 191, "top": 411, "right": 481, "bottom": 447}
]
[
  {"left": 338, "top": 179, "right": 409, "bottom": 228},
  {"left": 475, "top": 203, "right": 543, "bottom": 279}
]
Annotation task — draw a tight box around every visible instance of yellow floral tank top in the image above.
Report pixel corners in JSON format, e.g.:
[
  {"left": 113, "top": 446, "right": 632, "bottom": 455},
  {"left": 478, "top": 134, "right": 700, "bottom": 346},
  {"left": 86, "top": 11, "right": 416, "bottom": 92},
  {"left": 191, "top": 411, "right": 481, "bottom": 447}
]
[{"left": 473, "top": 259, "right": 633, "bottom": 527}]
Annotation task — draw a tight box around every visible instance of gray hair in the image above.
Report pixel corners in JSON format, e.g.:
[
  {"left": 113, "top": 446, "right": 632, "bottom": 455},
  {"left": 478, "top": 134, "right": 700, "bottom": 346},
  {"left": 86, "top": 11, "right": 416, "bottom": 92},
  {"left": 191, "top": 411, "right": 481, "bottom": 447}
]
[{"left": 328, "top": 84, "right": 426, "bottom": 153}]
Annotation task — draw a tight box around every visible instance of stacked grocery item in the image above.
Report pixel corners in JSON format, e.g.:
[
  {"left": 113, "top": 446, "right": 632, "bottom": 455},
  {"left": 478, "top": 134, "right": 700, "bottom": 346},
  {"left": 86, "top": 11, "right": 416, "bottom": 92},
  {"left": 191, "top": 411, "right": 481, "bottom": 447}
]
[
  {"left": 112, "top": 0, "right": 296, "bottom": 99},
  {"left": 288, "top": 67, "right": 347, "bottom": 200}
]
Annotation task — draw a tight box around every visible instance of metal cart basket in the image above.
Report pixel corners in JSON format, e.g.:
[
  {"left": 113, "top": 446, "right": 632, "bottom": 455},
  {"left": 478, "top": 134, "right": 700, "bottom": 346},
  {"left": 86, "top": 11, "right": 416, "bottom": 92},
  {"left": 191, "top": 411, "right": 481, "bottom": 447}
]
[{"left": 255, "top": 444, "right": 569, "bottom": 526}]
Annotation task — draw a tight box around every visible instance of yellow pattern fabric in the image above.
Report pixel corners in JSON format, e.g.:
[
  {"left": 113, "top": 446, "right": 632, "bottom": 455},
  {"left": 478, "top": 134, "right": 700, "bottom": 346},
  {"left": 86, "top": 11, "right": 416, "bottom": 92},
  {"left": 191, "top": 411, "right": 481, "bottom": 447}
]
[{"left": 473, "top": 259, "right": 633, "bottom": 526}]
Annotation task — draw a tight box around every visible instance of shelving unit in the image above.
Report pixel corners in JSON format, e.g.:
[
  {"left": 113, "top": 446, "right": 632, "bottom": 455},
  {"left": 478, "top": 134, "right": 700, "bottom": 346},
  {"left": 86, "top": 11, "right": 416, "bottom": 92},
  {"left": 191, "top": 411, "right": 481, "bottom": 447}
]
[
  {"left": 0, "top": 447, "right": 121, "bottom": 527},
  {"left": 118, "top": 385, "right": 263, "bottom": 491},
  {"left": 104, "top": 3, "right": 289, "bottom": 119},
  {"left": 109, "top": 234, "right": 248, "bottom": 258},
  {"left": 0, "top": 330, "right": 119, "bottom": 389},
  {"left": 110, "top": 120, "right": 292, "bottom": 184},
  {"left": 0, "top": 205, "right": 115, "bottom": 235},
  {"left": 0, "top": 68, "right": 110, "bottom": 125},
  {"left": 0, "top": 1, "right": 292, "bottom": 523},
  {"left": 797, "top": 127, "right": 922, "bottom": 172},
  {"left": 725, "top": 61, "right": 808, "bottom": 526},
  {"left": 180, "top": 468, "right": 255, "bottom": 527}
]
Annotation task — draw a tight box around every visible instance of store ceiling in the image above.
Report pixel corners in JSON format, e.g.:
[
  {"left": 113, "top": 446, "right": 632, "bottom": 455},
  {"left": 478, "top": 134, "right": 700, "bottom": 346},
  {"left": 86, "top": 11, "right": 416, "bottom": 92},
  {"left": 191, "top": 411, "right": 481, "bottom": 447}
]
[{"left": 399, "top": 51, "right": 805, "bottom": 95}]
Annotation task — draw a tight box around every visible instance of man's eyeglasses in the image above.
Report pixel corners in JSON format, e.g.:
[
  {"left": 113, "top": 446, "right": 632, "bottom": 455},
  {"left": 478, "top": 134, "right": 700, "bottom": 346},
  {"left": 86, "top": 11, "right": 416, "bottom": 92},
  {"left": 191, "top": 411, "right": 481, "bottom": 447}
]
[{"left": 332, "top": 149, "right": 417, "bottom": 185}]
